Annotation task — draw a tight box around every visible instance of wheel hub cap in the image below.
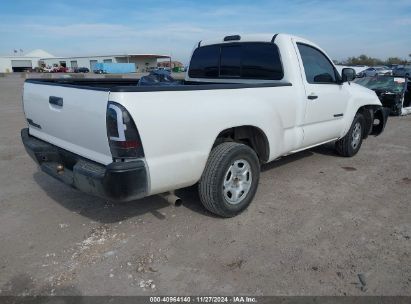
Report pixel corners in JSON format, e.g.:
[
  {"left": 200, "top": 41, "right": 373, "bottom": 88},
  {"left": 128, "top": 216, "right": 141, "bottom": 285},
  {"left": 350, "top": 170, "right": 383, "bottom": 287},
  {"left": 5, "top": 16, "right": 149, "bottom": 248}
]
[
  {"left": 351, "top": 122, "right": 362, "bottom": 149},
  {"left": 223, "top": 159, "right": 252, "bottom": 205}
]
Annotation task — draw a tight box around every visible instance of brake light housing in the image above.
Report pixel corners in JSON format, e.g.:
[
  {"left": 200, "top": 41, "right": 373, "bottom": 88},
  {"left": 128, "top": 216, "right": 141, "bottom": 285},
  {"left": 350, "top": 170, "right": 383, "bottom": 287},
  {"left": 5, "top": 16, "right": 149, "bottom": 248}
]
[{"left": 106, "top": 101, "right": 144, "bottom": 159}]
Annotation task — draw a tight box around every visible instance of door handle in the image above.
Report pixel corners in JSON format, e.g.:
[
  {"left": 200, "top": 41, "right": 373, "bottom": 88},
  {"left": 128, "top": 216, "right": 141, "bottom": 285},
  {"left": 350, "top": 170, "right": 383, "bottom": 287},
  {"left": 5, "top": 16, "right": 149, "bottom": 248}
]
[
  {"left": 49, "top": 96, "right": 63, "bottom": 107},
  {"left": 307, "top": 94, "right": 318, "bottom": 100}
]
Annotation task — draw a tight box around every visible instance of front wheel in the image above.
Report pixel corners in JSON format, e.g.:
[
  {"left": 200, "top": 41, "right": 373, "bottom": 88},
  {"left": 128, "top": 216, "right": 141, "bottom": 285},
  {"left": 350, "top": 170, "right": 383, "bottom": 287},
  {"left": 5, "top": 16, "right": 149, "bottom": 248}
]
[
  {"left": 198, "top": 142, "right": 260, "bottom": 217},
  {"left": 335, "top": 113, "right": 365, "bottom": 157}
]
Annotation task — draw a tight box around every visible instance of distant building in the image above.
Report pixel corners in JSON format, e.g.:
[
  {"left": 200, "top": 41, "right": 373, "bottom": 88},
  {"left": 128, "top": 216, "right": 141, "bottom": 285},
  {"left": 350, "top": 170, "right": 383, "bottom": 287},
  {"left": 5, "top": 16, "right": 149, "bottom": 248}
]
[
  {"left": 41, "top": 54, "right": 170, "bottom": 72},
  {"left": 0, "top": 49, "right": 170, "bottom": 73},
  {"left": 0, "top": 49, "right": 54, "bottom": 72}
]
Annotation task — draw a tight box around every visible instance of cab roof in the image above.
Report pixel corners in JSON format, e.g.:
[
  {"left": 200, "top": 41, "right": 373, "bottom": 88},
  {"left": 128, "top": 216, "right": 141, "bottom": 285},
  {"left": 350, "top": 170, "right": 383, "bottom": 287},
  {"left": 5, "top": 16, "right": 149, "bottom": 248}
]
[{"left": 198, "top": 33, "right": 309, "bottom": 47}]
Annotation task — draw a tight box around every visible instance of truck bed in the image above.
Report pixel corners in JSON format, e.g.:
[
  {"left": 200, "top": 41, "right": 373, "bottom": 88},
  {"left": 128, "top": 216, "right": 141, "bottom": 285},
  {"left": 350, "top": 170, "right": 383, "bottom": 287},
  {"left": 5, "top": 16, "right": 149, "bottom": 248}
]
[
  {"left": 25, "top": 78, "right": 292, "bottom": 92},
  {"left": 23, "top": 78, "right": 292, "bottom": 166}
]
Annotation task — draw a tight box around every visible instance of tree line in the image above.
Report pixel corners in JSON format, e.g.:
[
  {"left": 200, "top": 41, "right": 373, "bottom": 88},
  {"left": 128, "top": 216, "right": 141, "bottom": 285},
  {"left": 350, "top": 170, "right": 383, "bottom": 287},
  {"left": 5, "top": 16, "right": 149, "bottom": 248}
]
[{"left": 334, "top": 54, "right": 411, "bottom": 66}]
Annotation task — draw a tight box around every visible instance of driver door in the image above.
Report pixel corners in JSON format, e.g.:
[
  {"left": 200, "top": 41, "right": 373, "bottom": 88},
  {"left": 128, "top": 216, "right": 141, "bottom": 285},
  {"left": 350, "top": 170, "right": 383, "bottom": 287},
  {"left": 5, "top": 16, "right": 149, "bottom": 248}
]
[{"left": 295, "top": 42, "right": 349, "bottom": 147}]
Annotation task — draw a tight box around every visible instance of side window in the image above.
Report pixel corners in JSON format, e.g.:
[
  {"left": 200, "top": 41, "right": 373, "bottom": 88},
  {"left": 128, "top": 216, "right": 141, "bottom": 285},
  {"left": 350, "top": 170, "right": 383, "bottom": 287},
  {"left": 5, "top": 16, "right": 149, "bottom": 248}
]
[
  {"left": 297, "top": 43, "right": 337, "bottom": 84},
  {"left": 188, "top": 45, "right": 220, "bottom": 78},
  {"left": 220, "top": 45, "right": 241, "bottom": 77}
]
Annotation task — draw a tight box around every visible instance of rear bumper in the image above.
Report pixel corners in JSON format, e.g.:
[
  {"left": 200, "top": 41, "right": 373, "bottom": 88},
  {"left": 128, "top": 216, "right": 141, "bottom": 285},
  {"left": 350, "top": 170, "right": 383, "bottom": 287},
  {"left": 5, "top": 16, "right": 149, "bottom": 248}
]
[{"left": 21, "top": 128, "right": 148, "bottom": 202}]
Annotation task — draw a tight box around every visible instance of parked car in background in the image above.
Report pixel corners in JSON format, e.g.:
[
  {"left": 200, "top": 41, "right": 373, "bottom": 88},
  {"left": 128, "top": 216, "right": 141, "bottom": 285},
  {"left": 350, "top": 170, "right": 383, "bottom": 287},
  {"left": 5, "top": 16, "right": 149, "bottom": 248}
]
[
  {"left": 42, "top": 66, "right": 54, "bottom": 73},
  {"left": 51, "top": 66, "right": 69, "bottom": 73},
  {"left": 387, "top": 64, "right": 399, "bottom": 70},
  {"left": 357, "top": 66, "right": 392, "bottom": 77},
  {"left": 21, "top": 33, "right": 389, "bottom": 217},
  {"left": 354, "top": 76, "right": 411, "bottom": 116},
  {"left": 392, "top": 66, "right": 411, "bottom": 78},
  {"left": 335, "top": 65, "right": 368, "bottom": 77},
  {"left": 73, "top": 67, "right": 89, "bottom": 73}
]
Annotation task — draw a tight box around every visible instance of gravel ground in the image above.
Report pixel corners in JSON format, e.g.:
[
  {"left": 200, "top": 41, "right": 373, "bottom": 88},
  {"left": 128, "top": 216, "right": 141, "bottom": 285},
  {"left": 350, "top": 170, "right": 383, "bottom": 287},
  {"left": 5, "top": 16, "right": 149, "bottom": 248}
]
[{"left": 0, "top": 73, "right": 410, "bottom": 296}]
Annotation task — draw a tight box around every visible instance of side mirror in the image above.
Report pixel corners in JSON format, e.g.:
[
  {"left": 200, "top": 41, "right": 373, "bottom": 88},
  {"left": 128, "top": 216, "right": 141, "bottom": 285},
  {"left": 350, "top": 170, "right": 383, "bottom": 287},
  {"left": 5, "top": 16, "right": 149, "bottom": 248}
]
[{"left": 342, "top": 68, "right": 356, "bottom": 82}]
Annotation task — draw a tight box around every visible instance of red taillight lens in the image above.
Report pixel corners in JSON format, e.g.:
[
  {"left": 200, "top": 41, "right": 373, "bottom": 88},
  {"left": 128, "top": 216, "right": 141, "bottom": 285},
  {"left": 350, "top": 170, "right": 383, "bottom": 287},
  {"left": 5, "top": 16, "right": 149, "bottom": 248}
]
[{"left": 106, "top": 102, "right": 144, "bottom": 159}]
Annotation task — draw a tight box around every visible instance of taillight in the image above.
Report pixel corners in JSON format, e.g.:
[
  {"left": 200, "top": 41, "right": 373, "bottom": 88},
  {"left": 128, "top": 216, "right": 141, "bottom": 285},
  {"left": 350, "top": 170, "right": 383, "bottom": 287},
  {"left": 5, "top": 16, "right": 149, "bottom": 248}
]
[{"left": 106, "top": 101, "right": 144, "bottom": 159}]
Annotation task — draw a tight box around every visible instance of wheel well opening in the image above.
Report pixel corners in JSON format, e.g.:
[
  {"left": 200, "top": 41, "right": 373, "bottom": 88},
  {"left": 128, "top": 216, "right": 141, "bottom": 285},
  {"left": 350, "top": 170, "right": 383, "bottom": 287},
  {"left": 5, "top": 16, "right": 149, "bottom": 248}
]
[
  {"left": 213, "top": 126, "right": 269, "bottom": 163},
  {"left": 357, "top": 106, "right": 375, "bottom": 139}
]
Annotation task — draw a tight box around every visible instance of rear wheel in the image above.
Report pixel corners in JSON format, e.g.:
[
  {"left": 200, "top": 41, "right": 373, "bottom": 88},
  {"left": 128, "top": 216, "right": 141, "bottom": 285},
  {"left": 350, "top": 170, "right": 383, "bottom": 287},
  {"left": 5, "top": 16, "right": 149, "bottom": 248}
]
[
  {"left": 198, "top": 142, "right": 260, "bottom": 217},
  {"left": 335, "top": 113, "right": 365, "bottom": 157}
]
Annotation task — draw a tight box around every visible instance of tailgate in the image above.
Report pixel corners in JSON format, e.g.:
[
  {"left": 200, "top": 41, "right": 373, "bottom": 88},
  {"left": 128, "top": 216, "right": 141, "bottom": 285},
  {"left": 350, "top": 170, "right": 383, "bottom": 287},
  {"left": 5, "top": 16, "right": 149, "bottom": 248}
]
[{"left": 23, "top": 82, "right": 112, "bottom": 165}]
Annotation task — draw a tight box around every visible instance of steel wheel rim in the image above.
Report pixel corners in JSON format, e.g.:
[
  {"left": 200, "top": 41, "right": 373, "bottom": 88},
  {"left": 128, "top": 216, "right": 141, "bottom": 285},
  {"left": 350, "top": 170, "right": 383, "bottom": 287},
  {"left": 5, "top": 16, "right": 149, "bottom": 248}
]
[
  {"left": 223, "top": 159, "right": 252, "bottom": 205},
  {"left": 351, "top": 122, "right": 362, "bottom": 149}
]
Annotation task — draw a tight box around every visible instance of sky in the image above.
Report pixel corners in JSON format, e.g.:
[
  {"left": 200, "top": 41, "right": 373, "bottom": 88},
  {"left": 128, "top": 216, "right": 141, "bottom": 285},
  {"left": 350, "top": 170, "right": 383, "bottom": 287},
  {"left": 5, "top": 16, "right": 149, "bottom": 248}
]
[{"left": 0, "top": 0, "right": 410, "bottom": 64}]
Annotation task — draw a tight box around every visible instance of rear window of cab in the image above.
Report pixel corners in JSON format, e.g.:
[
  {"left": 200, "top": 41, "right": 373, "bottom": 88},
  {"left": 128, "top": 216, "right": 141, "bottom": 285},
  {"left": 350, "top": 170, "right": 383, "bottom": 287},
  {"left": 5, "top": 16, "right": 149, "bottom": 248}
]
[{"left": 188, "top": 42, "right": 284, "bottom": 80}]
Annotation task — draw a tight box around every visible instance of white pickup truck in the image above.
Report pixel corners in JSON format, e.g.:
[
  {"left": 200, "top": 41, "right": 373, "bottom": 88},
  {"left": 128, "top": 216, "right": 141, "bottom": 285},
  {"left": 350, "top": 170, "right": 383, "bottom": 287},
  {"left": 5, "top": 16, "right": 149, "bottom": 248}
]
[{"left": 21, "top": 34, "right": 389, "bottom": 217}]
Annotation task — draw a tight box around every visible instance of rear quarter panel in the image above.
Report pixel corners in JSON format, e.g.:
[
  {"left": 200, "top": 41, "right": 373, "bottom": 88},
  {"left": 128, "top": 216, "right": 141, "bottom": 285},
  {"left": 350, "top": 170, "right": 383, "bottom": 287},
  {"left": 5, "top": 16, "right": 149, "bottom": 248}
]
[{"left": 109, "top": 86, "right": 299, "bottom": 195}]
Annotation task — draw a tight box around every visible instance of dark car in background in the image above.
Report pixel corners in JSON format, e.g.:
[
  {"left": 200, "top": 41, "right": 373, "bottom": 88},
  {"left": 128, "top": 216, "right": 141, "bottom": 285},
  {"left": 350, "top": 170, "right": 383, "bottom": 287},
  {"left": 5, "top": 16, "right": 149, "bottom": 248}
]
[
  {"left": 73, "top": 67, "right": 90, "bottom": 73},
  {"left": 354, "top": 76, "right": 411, "bottom": 116},
  {"left": 392, "top": 66, "right": 411, "bottom": 78},
  {"left": 138, "top": 70, "right": 181, "bottom": 86}
]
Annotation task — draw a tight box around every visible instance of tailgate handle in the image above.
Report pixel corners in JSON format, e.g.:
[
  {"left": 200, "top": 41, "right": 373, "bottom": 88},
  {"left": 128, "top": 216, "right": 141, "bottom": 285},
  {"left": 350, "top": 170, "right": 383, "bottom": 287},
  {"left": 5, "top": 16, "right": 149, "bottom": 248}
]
[{"left": 49, "top": 96, "right": 63, "bottom": 107}]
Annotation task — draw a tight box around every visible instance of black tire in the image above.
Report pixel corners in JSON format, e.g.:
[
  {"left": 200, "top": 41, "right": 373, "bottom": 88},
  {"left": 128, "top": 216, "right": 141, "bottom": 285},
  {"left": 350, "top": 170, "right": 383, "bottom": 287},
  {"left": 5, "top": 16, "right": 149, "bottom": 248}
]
[
  {"left": 335, "top": 113, "right": 365, "bottom": 157},
  {"left": 198, "top": 142, "right": 260, "bottom": 217}
]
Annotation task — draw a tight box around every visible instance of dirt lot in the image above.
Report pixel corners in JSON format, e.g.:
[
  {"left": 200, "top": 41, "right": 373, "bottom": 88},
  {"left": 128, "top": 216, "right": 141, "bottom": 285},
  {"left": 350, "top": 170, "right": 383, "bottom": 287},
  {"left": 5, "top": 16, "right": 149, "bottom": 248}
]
[{"left": 0, "top": 73, "right": 410, "bottom": 296}]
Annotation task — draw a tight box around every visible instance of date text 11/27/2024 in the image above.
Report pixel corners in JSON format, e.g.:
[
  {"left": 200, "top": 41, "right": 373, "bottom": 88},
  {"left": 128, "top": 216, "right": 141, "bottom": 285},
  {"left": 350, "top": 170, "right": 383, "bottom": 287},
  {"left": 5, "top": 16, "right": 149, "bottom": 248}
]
[{"left": 149, "top": 296, "right": 257, "bottom": 303}]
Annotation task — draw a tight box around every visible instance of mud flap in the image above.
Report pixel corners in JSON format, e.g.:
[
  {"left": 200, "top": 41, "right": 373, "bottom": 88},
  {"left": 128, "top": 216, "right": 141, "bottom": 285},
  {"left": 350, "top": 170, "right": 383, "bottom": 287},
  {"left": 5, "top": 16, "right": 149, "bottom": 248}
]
[{"left": 370, "top": 107, "right": 390, "bottom": 136}]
